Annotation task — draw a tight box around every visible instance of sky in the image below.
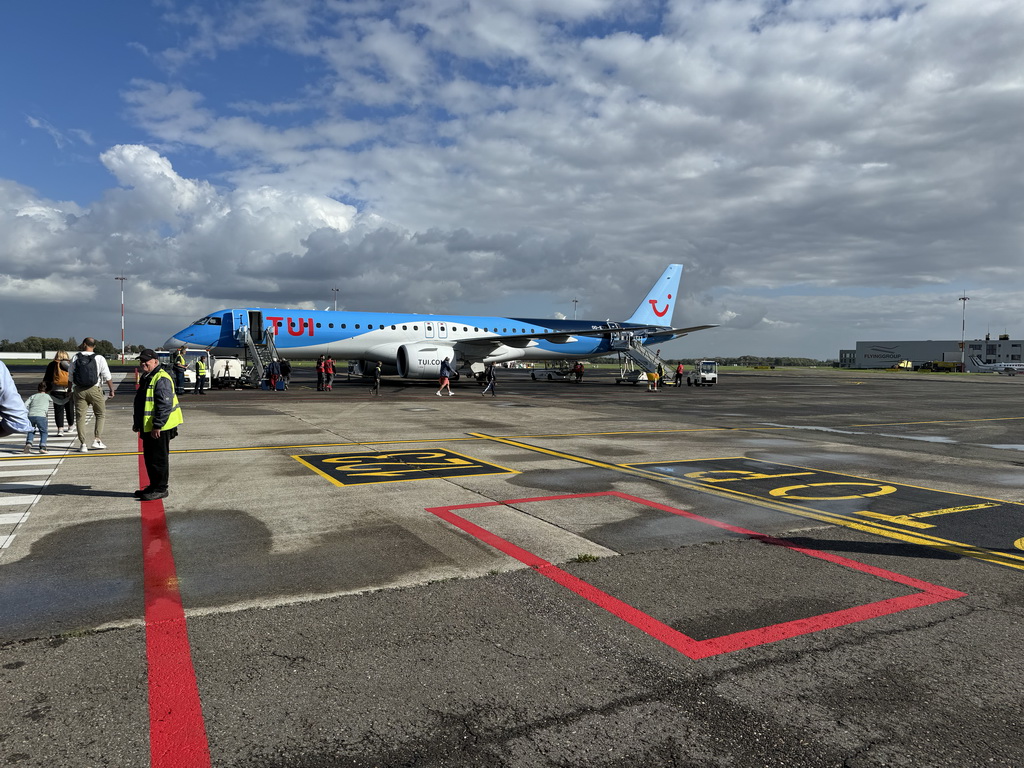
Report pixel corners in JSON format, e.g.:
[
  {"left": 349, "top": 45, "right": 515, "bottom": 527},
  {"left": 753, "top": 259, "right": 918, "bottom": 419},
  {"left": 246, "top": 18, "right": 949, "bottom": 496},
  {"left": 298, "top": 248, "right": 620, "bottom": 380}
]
[{"left": 2, "top": 0, "right": 1023, "bottom": 360}]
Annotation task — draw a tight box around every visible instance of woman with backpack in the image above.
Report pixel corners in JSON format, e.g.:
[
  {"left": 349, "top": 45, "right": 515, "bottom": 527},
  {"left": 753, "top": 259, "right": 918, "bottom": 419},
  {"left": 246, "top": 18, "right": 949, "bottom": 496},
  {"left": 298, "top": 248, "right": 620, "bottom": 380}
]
[{"left": 43, "top": 350, "right": 74, "bottom": 437}]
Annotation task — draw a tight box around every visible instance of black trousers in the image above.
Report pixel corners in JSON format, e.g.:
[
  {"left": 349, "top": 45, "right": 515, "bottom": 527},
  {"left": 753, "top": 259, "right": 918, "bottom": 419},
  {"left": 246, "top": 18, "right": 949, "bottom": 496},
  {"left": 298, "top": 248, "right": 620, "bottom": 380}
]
[{"left": 141, "top": 432, "right": 172, "bottom": 492}]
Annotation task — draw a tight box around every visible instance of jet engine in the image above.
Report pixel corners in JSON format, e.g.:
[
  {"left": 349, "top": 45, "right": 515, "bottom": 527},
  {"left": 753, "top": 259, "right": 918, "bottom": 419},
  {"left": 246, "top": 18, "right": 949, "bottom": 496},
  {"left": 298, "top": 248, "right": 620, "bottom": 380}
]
[{"left": 396, "top": 343, "right": 458, "bottom": 379}]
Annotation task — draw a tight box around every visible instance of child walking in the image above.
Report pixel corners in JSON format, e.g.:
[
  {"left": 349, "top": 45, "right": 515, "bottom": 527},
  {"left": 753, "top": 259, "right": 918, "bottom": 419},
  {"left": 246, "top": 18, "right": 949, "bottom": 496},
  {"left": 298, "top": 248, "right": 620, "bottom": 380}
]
[{"left": 25, "top": 382, "right": 51, "bottom": 454}]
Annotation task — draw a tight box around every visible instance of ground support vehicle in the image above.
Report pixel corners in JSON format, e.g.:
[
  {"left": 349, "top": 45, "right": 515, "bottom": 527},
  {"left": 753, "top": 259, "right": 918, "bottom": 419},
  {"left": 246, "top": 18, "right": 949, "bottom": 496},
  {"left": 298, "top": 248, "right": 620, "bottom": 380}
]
[
  {"left": 687, "top": 360, "right": 718, "bottom": 387},
  {"left": 615, "top": 355, "right": 647, "bottom": 385},
  {"left": 531, "top": 362, "right": 573, "bottom": 381},
  {"left": 211, "top": 356, "right": 243, "bottom": 389}
]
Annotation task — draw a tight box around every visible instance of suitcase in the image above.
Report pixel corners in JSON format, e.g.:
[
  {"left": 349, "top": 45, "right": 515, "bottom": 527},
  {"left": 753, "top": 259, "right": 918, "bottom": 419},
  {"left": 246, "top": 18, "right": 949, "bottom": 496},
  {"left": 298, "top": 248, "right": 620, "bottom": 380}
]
[{"left": 276, "top": 380, "right": 286, "bottom": 391}]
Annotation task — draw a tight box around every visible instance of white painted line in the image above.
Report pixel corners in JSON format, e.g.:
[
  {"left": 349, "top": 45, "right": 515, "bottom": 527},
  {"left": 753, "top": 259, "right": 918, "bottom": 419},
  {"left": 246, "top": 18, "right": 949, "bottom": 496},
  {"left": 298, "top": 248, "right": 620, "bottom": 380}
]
[
  {"left": 0, "top": 460, "right": 61, "bottom": 468},
  {"left": 0, "top": 481, "right": 48, "bottom": 491},
  {"left": 0, "top": 470, "right": 54, "bottom": 478},
  {"left": 0, "top": 534, "right": 13, "bottom": 548},
  {"left": 0, "top": 496, "right": 39, "bottom": 507},
  {"left": 0, "top": 512, "right": 28, "bottom": 525}
]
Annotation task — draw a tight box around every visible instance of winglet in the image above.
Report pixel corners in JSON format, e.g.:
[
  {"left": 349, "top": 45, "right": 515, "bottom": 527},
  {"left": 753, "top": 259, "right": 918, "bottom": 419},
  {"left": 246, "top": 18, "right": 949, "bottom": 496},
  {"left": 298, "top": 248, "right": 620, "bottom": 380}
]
[{"left": 625, "top": 264, "right": 683, "bottom": 325}]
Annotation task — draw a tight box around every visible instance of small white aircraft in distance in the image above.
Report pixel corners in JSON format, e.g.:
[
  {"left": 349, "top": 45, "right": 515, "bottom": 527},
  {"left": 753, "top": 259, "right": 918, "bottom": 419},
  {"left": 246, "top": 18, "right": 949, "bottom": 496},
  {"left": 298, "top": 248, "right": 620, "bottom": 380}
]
[
  {"left": 969, "top": 355, "right": 1024, "bottom": 375},
  {"left": 164, "top": 264, "right": 716, "bottom": 379}
]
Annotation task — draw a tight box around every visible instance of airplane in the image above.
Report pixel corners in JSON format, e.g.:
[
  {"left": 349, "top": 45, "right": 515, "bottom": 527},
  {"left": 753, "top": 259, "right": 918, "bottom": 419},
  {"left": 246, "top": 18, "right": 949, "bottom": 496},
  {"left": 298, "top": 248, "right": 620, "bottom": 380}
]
[
  {"left": 968, "top": 356, "right": 1024, "bottom": 375},
  {"left": 163, "top": 264, "right": 716, "bottom": 380}
]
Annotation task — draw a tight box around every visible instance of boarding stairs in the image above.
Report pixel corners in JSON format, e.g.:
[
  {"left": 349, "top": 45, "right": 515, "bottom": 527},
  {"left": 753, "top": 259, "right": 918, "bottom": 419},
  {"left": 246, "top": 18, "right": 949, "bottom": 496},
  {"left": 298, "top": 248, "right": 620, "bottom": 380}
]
[
  {"left": 241, "top": 327, "right": 281, "bottom": 387},
  {"left": 608, "top": 326, "right": 662, "bottom": 373}
]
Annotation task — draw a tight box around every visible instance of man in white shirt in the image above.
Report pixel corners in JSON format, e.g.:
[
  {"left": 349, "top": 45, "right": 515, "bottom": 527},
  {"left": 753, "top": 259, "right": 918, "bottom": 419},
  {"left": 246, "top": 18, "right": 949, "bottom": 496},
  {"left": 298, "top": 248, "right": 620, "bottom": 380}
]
[
  {"left": 0, "top": 361, "right": 32, "bottom": 438},
  {"left": 68, "top": 337, "right": 115, "bottom": 452}
]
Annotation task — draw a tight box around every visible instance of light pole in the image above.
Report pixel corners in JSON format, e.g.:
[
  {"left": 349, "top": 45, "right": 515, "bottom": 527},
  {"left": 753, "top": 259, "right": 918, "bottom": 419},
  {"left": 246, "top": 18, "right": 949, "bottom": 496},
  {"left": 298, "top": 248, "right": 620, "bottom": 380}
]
[
  {"left": 959, "top": 292, "right": 970, "bottom": 371},
  {"left": 115, "top": 274, "right": 127, "bottom": 362},
  {"left": 332, "top": 287, "right": 339, "bottom": 311},
  {"left": 572, "top": 298, "right": 578, "bottom": 320}
]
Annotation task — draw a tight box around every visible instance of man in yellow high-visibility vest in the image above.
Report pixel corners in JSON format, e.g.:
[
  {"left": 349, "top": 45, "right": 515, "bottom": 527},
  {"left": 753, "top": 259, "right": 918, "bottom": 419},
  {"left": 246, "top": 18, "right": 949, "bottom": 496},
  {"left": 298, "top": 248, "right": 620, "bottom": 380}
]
[
  {"left": 133, "top": 349, "right": 183, "bottom": 501},
  {"left": 193, "top": 355, "right": 208, "bottom": 395}
]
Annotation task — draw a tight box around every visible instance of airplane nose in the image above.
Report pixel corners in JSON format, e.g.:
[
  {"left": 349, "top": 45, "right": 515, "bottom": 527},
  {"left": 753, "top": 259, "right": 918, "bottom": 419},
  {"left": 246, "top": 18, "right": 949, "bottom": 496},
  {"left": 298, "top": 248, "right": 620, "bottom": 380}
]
[{"left": 164, "top": 336, "right": 186, "bottom": 349}]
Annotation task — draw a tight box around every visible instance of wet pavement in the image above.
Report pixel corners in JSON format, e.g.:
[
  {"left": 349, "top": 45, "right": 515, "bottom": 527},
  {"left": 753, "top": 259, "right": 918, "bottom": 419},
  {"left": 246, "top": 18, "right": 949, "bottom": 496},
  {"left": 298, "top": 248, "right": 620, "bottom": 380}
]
[{"left": 1, "top": 366, "right": 1022, "bottom": 766}]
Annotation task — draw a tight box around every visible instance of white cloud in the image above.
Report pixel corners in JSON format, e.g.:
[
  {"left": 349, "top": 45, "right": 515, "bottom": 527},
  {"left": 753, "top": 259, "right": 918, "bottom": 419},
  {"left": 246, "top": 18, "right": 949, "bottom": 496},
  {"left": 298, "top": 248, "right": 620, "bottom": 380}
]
[{"left": 3, "top": 0, "right": 1024, "bottom": 358}]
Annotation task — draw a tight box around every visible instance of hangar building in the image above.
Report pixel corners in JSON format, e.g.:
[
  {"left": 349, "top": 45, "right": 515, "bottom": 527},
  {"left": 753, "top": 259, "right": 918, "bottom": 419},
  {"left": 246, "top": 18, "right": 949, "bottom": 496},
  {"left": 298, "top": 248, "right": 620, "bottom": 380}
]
[{"left": 848, "top": 335, "right": 1022, "bottom": 370}]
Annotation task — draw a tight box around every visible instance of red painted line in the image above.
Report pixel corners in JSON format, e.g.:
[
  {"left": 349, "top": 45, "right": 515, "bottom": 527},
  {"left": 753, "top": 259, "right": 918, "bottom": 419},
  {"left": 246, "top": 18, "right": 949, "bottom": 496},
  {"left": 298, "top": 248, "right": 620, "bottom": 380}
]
[
  {"left": 426, "top": 491, "right": 967, "bottom": 659},
  {"left": 139, "top": 446, "right": 212, "bottom": 766}
]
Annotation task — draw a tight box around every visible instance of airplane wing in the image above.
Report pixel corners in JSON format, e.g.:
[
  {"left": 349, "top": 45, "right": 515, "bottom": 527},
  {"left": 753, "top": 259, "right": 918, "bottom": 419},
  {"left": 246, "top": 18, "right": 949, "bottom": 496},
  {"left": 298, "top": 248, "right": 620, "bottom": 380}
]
[
  {"left": 554, "top": 323, "right": 719, "bottom": 340},
  {"left": 452, "top": 324, "right": 718, "bottom": 358}
]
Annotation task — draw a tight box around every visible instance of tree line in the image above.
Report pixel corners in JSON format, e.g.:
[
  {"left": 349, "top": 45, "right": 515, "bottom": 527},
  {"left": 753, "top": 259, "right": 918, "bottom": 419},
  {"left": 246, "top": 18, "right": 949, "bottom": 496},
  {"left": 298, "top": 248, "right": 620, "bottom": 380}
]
[
  {"left": 591, "top": 355, "right": 835, "bottom": 367},
  {"left": 0, "top": 336, "right": 142, "bottom": 357}
]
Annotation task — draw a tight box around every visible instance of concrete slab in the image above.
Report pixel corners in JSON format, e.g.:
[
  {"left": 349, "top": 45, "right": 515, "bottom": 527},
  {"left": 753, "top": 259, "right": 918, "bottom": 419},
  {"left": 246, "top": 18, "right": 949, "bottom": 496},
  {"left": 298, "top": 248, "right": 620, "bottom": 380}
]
[{"left": 1, "top": 366, "right": 1022, "bottom": 766}]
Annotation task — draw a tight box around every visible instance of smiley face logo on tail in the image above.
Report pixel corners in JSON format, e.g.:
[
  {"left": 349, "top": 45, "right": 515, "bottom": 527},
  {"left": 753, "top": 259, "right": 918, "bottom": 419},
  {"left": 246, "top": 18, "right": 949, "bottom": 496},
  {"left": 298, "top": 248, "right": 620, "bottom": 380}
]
[{"left": 649, "top": 294, "right": 672, "bottom": 318}]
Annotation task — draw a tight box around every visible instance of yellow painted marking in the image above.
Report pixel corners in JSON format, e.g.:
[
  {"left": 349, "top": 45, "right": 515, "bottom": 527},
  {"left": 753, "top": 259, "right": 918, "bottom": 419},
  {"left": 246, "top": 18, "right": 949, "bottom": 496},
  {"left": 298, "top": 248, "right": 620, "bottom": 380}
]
[
  {"left": 475, "top": 439, "right": 1024, "bottom": 571},
  {"left": 683, "top": 470, "right": 815, "bottom": 483},
  {"left": 769, "top": 482, "right": 898, "bottom": 501},
  {"left": 856, "top": 512, "right": 936, "bottom": 529},
  {"left": 1016, "top": 538, "right": 1024, "bottom": 551},
  {"left": 293, "top": 448, "right": 517, "bottom": 487},
  {"left": 856, "top": 504, "right": 999, "bottom": 530}
]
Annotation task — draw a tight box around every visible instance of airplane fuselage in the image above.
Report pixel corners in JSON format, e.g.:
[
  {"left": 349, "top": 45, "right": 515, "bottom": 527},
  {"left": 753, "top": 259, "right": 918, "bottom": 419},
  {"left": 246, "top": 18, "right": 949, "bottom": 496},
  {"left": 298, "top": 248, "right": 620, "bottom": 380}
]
[
  {"left": 163, "top": 265, "right": 711, "bottom": 380},
  {"left": 166, "top": 307, "right": 674, "bottom": 377}
]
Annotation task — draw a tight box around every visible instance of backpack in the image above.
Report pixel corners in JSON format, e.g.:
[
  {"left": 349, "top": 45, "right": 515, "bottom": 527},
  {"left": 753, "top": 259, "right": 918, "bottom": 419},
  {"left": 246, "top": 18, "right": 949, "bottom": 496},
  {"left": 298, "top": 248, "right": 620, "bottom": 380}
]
[
  {"left": 72, "top": 353, "right": 100, "bottom": 389},
  {"left": 52, "top": 361, "right": 70, "bottom": 388}
]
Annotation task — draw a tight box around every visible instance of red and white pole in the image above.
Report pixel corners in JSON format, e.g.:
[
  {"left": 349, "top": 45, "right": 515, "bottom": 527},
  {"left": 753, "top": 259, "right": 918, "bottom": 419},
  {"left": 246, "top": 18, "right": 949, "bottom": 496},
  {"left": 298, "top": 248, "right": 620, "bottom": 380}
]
[{"left": 115, "top": 274, "right": 126, "bottom": 363}]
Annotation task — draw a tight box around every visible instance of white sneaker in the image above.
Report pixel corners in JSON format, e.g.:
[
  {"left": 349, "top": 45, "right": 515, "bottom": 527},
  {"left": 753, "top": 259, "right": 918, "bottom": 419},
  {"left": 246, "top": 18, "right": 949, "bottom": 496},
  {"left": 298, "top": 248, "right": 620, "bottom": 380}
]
[
  {"left": 448, "top": 392, "right": 454, "bottom": 396},
  {"left": 23, "top": 444, "right": 31, "bottom": 453},
  {"left": 92, "top": 440, "right": 106, "bottom": 450},
  {"left": 79, "top": 444, "right": 89, "bottom": 453},
  {"left": 436, "top": 391, "right": 442, "bottom": 396}
]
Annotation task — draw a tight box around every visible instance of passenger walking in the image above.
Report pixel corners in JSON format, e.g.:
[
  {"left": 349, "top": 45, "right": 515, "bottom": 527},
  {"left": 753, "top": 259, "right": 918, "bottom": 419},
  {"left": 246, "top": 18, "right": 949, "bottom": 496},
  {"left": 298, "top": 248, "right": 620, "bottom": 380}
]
[
  {"left": 674, "top": 362, "right": 684, "bottom": 387},
  {"left": 69, "top": 337, "right": 115, "bottom": 452},
  {"left": 573, "top": 361, "right": 584, "bottom": 383},
  {"left": 23, "top": 382, "right": 51, "bottom": 454},
  {"left": 44, "top": 350, "right": 75, "bottom": 435},
  {"left": 324, "top": 356, "right": 335, "bottom": 391},
  {"left": 279, "top": 359, "right": 292, "bottom": 390},
  {"left": 266, "top": 358, "right": 281, "bottom": 391},
  {"left": 370, "top": 361, "right": 382, "bottom": 396},
  {"left": 481, "top": 363, "right": 497, "bottom": 397},
  {"left": 172, "top": 346, "right": 188, "bottom": 395},
  {"left": 316, "top": 355, "right": 326, "bottom": 391},
  {"left": 193, "top": 355, "right": 208, "bottom": 395},
  {"left": 437, "top": 357, "right": 454, "bottom": 396},
  {"left": 132, "top": 349, "right": 183, "bottom": 501}
]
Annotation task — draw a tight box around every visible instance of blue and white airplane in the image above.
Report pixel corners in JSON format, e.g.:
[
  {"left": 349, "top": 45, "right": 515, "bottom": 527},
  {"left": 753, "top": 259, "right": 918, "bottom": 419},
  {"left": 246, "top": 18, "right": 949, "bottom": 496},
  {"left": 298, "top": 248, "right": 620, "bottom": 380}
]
[{"left": 164, "top": 264, "right": 715, "bottom": 379}]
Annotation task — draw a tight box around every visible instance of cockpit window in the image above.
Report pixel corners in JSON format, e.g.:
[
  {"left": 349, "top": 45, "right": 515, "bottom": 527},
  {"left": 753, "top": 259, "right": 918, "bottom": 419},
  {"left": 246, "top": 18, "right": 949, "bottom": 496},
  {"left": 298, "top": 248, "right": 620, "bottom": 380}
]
[{"left": 191, "top": 316, "right": 222, "bottom": 326}]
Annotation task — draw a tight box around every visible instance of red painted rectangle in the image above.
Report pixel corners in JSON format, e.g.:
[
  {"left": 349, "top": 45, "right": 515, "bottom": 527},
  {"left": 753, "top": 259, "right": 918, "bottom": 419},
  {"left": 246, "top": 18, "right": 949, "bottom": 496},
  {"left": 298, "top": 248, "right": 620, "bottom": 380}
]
[{"left": 426, "top": 491, "right": 966, "bottom": 659}]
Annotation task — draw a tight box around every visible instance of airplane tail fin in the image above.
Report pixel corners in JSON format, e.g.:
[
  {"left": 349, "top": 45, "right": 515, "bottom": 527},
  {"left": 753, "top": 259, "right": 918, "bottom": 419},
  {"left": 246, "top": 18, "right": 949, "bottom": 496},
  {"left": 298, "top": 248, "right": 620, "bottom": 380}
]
[{"left": 625, "top": 264, "right": 683, "bottom": 325}]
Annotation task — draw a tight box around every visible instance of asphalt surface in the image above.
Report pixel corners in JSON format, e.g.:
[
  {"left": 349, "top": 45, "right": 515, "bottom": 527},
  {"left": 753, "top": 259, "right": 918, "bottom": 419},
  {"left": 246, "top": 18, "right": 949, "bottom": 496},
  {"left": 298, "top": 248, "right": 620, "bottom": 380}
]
[{"left": 1, "top": 365, "right": 1022, "bottom": 767}]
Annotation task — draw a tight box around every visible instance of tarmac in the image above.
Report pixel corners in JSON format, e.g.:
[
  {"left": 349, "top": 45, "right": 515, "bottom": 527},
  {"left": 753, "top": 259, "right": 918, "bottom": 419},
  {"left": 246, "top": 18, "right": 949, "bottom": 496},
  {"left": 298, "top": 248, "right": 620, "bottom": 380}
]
[{"left": 1, "top": 365, "right": 1022, "bottom": 767}]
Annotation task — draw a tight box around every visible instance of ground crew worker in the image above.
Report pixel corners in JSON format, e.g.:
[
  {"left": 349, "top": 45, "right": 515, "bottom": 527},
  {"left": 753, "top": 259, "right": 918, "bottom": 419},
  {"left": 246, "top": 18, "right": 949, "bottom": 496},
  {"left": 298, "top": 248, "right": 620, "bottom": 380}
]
[
  {"left": 133, "top": 349, "right": 183, "bottom": 501},
  {"left": 172, "top": 347, "right": 187, "bottom": 394},
  {"left": 194, "top": 355, "right": 208, "bottom": 395}
]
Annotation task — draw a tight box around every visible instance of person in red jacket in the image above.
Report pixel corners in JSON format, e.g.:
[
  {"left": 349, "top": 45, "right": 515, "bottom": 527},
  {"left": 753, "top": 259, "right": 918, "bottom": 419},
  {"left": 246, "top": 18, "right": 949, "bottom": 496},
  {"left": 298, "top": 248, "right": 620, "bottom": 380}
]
[
  {"left": 316, "top": 355, "right": 326, "bottom": 391},
  {"left": 324, "top": 356, "right": 335, "bottom": 391}
]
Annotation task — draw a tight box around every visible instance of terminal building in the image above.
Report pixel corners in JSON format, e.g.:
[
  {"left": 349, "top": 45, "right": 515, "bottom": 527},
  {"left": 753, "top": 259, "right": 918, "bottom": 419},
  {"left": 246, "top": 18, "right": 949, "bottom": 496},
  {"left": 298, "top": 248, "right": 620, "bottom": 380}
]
[{"left": 841, "top": 334, "right": 1023, "bottom": 370}]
